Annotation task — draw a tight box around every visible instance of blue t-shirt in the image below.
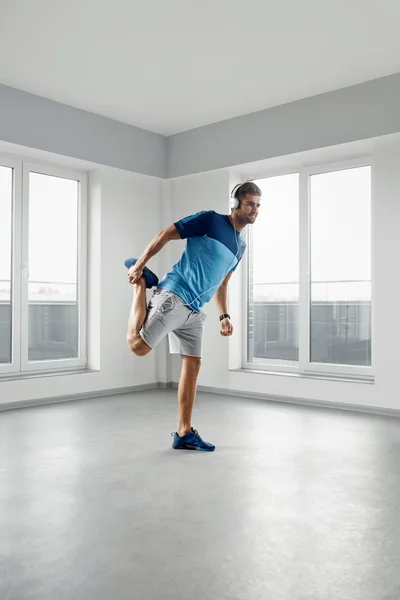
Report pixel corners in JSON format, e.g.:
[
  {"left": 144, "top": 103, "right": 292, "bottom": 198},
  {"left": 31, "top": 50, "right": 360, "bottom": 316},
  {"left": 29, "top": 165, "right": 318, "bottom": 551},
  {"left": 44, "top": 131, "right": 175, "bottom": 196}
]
[{"left": 158, "top": 210, "right": 246, "bottom": 312}]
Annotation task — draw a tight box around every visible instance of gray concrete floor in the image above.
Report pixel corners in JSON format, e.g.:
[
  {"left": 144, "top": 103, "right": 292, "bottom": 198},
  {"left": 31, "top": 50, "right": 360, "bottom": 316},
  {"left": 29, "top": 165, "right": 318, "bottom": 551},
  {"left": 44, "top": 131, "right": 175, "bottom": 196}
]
[{"left": 1, "top": 390, "right": 400, "bottom": 600}]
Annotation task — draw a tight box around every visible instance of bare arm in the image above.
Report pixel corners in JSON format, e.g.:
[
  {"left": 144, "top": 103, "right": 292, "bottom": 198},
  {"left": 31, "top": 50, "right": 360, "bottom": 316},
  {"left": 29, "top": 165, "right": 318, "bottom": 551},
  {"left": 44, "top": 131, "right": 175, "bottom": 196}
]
[
  {"left": 214, "top": 271, "right": 234, "bottom": 336},
  {"left": 214, "top": 271, "right": 232, "bottom": 315},
  {"left": 136, "top": 224, "right": 180, "bottom": 268},
  {"left": 128, "top": 224, "right": 180, "bottom": 284}
]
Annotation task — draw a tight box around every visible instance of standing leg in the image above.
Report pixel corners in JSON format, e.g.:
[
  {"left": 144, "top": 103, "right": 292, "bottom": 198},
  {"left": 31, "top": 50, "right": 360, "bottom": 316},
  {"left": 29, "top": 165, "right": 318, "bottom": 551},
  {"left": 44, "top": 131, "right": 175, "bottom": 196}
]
[
  {"left": 126, "top": 278, "right": 151, "bottom": 357},
  {"left": 172, "top": 354, "right": 215, "bottom": 451},
  {"left": 177, "top": 355, "right": 202, "bottom": 436}
]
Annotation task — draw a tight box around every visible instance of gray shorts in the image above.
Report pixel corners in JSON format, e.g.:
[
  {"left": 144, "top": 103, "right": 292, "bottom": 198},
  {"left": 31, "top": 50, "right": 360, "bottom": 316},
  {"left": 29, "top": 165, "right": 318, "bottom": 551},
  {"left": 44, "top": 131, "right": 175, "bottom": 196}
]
[{"left": 140, "top": 288, "right": 206, "bottom": 357}]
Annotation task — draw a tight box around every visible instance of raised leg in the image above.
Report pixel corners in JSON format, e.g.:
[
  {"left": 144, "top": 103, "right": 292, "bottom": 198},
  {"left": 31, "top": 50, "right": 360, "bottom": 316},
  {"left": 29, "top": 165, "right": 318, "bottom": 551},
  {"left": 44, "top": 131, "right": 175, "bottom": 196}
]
[{"left": 126, "top": 278, "right": 152, "bottom": 357}]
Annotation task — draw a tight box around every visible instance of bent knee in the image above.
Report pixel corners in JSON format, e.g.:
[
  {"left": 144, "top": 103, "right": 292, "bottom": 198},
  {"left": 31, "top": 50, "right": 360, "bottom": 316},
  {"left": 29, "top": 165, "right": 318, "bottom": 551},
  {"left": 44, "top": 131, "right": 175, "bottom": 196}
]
[{"left": 127, "top": 334, "right": 152, "bottom": 357}]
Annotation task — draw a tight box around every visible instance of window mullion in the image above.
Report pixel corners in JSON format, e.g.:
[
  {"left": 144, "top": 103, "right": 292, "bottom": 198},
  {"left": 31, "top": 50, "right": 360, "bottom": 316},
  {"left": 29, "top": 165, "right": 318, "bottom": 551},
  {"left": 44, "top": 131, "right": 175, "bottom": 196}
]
[
  {"left": 20, "top": 163, "right": 30, "bottom": 371},
  {"left": 299, "top": 170, "right": 310, "bottom": 373},
  {"left": 11, "top": 160, "right": 23, "bottom": 373},
  {"left": 77, "top": 176, "right": 88, "bottom": 365}
]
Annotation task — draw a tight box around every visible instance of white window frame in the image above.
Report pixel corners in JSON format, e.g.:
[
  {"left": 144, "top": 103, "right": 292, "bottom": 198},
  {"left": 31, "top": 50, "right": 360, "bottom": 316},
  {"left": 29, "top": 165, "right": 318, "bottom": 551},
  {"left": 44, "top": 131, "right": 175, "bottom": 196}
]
[
  {"left": 0, "top": 157, "right": 22, "bottom": 376},
  {"left": 243, "top": 156, "right": 374, "bottom": 379},
  {"left": 0, "top": 155, "right": 87, "bottom": 377}
]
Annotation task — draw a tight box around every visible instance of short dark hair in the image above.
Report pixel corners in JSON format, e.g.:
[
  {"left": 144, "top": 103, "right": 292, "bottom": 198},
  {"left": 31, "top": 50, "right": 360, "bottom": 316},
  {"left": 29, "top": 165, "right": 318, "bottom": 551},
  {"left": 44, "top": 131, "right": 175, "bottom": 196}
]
[{"left": 235, "top": 181, "right": 262, "bottom": 203}]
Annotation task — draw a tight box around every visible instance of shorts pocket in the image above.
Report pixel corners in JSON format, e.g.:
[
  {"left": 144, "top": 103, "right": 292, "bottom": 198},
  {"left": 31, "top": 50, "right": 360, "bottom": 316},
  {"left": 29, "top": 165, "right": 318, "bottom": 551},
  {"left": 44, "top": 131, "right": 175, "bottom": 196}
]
[{"left": 158, "top": 294, "right": 176, "bottom": 315}]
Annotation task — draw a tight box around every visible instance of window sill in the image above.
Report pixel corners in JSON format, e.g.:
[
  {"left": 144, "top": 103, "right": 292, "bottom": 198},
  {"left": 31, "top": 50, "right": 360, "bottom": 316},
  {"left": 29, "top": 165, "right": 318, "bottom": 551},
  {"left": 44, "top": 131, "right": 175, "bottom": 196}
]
[
  {"left": 0, "top": 367, "right": 98, "bottom": 383},
  {"left": 230, "top": 367, "right": 375, "bottom": 385}
]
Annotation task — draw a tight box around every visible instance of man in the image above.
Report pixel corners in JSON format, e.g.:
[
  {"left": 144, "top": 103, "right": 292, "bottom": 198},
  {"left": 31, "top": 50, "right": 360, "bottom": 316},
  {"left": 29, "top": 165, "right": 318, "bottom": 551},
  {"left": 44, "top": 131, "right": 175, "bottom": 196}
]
[{"left": 125, "top": 181, "right": 262, "bottom": 451}]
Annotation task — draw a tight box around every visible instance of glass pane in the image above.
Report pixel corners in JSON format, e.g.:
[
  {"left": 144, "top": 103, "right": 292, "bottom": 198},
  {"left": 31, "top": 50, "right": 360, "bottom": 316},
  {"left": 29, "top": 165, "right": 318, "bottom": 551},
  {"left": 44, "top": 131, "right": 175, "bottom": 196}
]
[
  {"left": 310, "top": 166, "right": 371, "bottom": 366},
  {"left": 28, "top": 172, "right": 79, "bottom": 361},
  {"left": 249, "top": 174, "right": 299, "bottom": 363},
  {"left": 0, "top": 166, "right": 13, "bottom": 364}
]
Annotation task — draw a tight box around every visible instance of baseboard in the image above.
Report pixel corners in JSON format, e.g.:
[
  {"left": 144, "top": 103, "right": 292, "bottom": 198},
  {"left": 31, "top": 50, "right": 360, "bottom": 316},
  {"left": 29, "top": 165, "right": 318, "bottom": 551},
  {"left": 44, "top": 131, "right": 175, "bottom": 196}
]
[
  {"left": 2, "top": 380, "right": 399, "bottom": 419},
  {"left": 192, "top": 383, "right": 400, "bottom": 419},
  {"left": 164, "top": 381, "right": 400, "bottom": 419},
  {"left": 0, "top": 382, "right": 159, "bottom": 412},
  {"left": 157, "top": 381, "right": 174, "bottom": 389}
]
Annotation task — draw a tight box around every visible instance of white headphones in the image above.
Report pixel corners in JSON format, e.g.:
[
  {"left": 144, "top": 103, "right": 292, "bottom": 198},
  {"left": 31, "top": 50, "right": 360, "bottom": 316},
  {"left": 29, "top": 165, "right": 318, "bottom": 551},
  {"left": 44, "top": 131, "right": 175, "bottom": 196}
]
[{"left": 230, "top": 183, "right": 243, "bottom": 209}]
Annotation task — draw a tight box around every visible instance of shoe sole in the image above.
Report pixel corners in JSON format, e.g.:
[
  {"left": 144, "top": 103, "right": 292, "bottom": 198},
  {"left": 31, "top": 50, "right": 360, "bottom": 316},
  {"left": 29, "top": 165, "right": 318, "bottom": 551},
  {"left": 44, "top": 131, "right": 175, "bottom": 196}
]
[{"left": 172, "top": 444, "right": 215, "bottom": 451}]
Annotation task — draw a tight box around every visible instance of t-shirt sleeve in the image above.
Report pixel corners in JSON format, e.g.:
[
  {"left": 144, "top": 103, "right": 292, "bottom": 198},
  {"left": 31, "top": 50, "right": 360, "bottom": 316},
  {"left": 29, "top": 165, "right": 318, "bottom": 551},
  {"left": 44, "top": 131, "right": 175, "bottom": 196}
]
[{"left": 174, "top": 210, "right": 214, "bottom": 239}]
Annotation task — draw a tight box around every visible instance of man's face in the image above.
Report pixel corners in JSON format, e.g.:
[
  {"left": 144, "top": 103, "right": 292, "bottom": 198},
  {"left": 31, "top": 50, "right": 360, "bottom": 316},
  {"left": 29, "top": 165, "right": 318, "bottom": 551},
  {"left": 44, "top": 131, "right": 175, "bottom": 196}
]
[{"left": 237, "top": 194, "right": 261, "bottom": 224}]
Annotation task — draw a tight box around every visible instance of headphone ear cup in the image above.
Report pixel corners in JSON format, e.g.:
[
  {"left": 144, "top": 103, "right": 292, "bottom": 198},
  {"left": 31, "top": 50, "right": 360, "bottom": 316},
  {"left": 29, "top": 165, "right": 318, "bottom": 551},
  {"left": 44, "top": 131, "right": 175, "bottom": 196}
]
[{"left": 230, "top": 184, "right": 241, "bottom": 209}]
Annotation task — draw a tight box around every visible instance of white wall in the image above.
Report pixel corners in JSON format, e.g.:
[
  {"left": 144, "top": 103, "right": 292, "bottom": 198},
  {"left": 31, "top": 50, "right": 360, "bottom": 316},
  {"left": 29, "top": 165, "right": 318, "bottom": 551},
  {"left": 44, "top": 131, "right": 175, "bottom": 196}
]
[
  {"left": 168, "top": 74, "right": 400, "bottom": 177},
  {"left": 1, "top": 165, "right": 162, "bottom": 406},
  {"left": 167, "top": 135, "right": 400, "bottom": 412},
  {"left": 3, "top": 135, "right": 400, "bottom": 412},
  {"left": 0, "top": 83, "right": 167, "bottom": 178}
]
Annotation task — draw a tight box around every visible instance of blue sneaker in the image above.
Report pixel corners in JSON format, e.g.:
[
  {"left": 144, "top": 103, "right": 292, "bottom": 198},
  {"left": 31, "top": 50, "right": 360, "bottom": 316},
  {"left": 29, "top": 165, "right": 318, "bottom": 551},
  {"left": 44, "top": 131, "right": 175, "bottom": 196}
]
[
  {"left": 171, "top": 428, "right": 215, "bottom": 452},
  {"left": 124, "top": 258, "right": 159, "bottom": 289}
]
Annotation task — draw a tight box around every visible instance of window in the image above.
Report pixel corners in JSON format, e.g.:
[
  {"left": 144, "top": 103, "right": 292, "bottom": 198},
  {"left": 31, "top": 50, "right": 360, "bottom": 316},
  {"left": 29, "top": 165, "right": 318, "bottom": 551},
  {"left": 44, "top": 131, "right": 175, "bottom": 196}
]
[
  {"left": 0, "top": 165, "right": 13, "bottom": 366},
  {"left": 0, "top": 158, "right": 87, "bottom": 376},
  {"left": 246, "top": 160, "right": 372, "bottom": 377},
  {"left": 247, "top": 173, "right": 299, "bottom": 365},
  {"left": 309, "top": 167, "right": 371, "bottom": 368}
]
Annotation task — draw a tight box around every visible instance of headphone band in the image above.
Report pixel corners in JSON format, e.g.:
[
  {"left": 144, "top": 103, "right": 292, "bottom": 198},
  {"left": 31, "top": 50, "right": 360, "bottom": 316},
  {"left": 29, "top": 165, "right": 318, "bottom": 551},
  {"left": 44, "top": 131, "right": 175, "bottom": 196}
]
[
  {"left": 230, "top": 183, "right": 243, "bottom": 209},
  {"left": 230, "top": 183, "right": 242, "bottom": 200}
]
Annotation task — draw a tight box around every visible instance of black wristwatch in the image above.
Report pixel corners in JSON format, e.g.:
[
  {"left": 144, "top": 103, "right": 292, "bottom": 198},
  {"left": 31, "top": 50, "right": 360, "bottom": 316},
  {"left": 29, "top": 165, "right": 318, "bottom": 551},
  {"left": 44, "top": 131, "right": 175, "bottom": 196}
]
[{"left": 219, "top": 313, "right": 231, "bottom": 321}]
